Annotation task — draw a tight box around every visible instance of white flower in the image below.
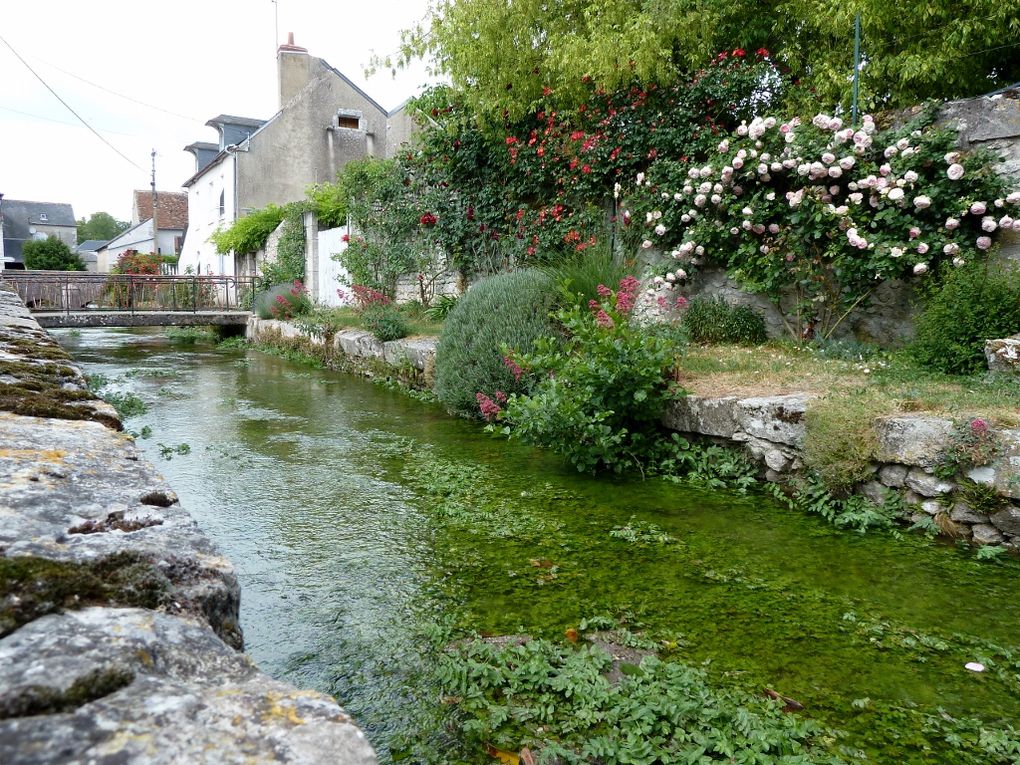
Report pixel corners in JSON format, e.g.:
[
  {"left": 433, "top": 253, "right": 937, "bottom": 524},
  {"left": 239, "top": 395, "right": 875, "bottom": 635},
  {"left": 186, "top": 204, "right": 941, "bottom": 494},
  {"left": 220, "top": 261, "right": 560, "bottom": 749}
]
[
  {"left": 695, "top": 246, "right": 705, "bottom": 256},
  {"left": 884, "top": 146, "right": 898, "bottom": 158},
  {"left": 812, "top": 114, "right": 832, "bottom": 129},
  {"left": 736, "top": 123, "right": 749, "bottom": 136},
  {"left": 896, "top": 138, "right": 910, "bottom": 151},
  {"left": 901, "top": 147, "right": 915, "bottom": 158},
  {"left": 771, "top": 161, "right": 783, "bottom": 173},
  {"left": 713, "top": 183, "right": 723, "bottom": 194},
  {"left": 1000, "top": 215, "right": 1015, "bottom": 229},
  {"left": 653, "top": 210, "right": 662, "bottom": 220},
  {"left": 683, "top": 185, "right": 694, "bottom": 194},
  {"left": 730, "top": 227, "right": 740, "bottom": 235},
  {"left": 890, "top": 247, "right": 904, "bottom": 258},
  {"left": 909, "top": 227, "right": 921, "bottom": 239},
  {"left": 742, "top": 206, "right": 754, "bottom": 216},
  {"left": 945, "top": 217, "right": 960, "bottom": 231},
  {"left": 917, "top": 242, "right": 929, "bottom": 254},
  {"left": 687, "top": 168, "right": 700, "bottom": 179},
  {"left": 613, "top": 182, "right": 622, "bottom": 199},
  {"left": 888, "top": 188, "right": 905, "bottom": 202},
  {"left": 947, "top": 163, "right": 965, "bottom": 180},
  {"left": 742, "top": 220, "right": 753, "bottom": 231},
  {"left": 655, "top": 223, "right": 667, "bottom": 236},
  {"left": 699, "top": 181, "right": 712, "bottom": 193},
  {"left": 752, "top": 223, "right": 766, "bottom": 234},
  {"left": 653, "top": 275, "right": 664, "bottom": 285},
  {"left": 849, "top": 192, "right": 864, "bottom": 205},
  {"left": 700, "top": 166, "right": 713, "bottom": 178},
  {"left": 953, "top": 257, "right": 966, "bottom": 267},
  {"left": 977, "top": 236, "right": 993, "bottom": 250},
  {"left": 646, "top": 212, "right": 655, "bottom": 224},
  {"left": 828, "top": 166, "right": 843, "bottom": 178},
  {"left": 710, "top": 194, "right": 722, "bottom": 205},
  {"left": 1007, "top": 191, "right": 1020, "bottom": 204},
  {"left": 665, "top": 272, "right": 676, "bottom": 282},
  {"left": 879, "top": 163, "right": 891, "bottom": 176},
  {"left": 765, "top": 192, "right": 776, "bottom": 201},
  {"left": 764, "top": 117, "right": 777, "bottom": 129},
  {"left": 694, "top": 194, "right": 707, "bottom": 207},
  {"left": 981, "top": 217, "right": 997, "bottom": 233},
  {"left": 760, "top": 245, "right": 770, "bottom": 254},
  {"left": 913, "top": 195, "right": 931, "bottom": 209},
  {"left": 768, "top": 223, "right": 780, "bottom": 234},
  {"left": 904, "top": 170, "right": 919, "bottom": 183},
  {"left": 674, "top": 192, "right": 684, "bottom": 202},
  {"left": 718, "top": 139, "right": 730, "bottom": 153},
  {"left": 641, "top": 239, "right": 653, "bottom": 249},
  {"left": 943, "top": 243, "right": 960, "bottom": 255},
  {"left": 839, "top": 156, "right": 856, "bottom": 171},
  {"left": 944, "top": 151, "right": 961, "bottom": 164},
  {"left": 636, "top": 172, "right": 645, "bottom": 185},
  {"left": 970, "top": 201, "right": 987, "bottom": 216},
  {"left": 674, "top": 269, "right": 688, "bottom": 280},
  {"left": 732, "top": 157, "right": 744, "bottom": 170},
  {"left": 822, "top": 152, "right": 836, "bottom": 164},
  {"left": 758, "top": 163, "right": 769, "bottom": 175},
  {"left": 913, "top": 262, "right": 929, "bottom": 275}
]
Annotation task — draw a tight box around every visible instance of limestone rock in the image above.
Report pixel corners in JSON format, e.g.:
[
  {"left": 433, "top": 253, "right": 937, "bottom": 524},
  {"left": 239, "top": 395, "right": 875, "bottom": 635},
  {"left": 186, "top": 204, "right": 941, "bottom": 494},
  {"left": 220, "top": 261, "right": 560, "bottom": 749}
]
[
  {"left": 335, "top": 329, "right": 384, "bottom": 360},
  {"left": 919, "top": 499, "right": 944, "bottom": 516},
  {"left": 860, "top": 480, "right": 890, "bottom": 504},
  {"left": 972, "top": 524, "right": 1005, "bottom": 545},
  {"left": 0, "top": 608, "right": 377, "bottom": 765},
  {"left": 985, "top": 335, "right": 1020, "bottom": 374},
  {"left": 662, "top": 396, "right": 740, "bottom": 438},
  {"left": 735, "top": 395, "right": 812, "bottom": 447},
  {"left": 877, "top": 464, "right": 909, "bottom": 488},
  {"left": 950, "top": 502, "right": 990, "bottom": 525},
  {"left": 875, "top": 417, "right": 954, "bottom": 468},
  {"left": 904, "top": 467, "right": 955, "bottom": 497},
  {"left": 989, "top": 429, "right": 1020, "bottom": 500},
  {"left": 383, "top": 337, "right": 438, "bottom": 370},
  {"left": 990, "top": 507, "right": 1020, "bottom": 537}
]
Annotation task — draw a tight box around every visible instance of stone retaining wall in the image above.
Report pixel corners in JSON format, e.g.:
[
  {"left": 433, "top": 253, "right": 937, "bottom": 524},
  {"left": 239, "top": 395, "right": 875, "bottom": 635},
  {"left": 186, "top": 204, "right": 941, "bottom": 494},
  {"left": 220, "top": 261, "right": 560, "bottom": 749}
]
[
  {"left": 249, "top": 317, "right": 1020, "bottom": 548},
  {"left": 0, "top": 286, "right": 376, "bottom": 764}
]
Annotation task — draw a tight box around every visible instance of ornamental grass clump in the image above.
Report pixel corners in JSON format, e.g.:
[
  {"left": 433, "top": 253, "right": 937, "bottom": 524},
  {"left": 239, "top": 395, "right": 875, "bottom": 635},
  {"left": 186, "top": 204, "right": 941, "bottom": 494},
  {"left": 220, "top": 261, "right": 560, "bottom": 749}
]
[
  {"left": 634, "top": 106, "right": 1020, "bottom": 338},
  {"left": 498, "top": 276, "right": 685, "bottom": 473},
  {"left": 434, "top": 270, "right": 555, "bottom": 418}
]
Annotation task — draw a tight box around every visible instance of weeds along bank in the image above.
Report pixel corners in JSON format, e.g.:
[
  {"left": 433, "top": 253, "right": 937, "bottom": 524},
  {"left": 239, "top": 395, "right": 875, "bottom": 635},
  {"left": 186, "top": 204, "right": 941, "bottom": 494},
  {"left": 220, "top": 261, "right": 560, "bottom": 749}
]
[{"left": 247, "top": 278, "right": 1020, "bottom": 553}]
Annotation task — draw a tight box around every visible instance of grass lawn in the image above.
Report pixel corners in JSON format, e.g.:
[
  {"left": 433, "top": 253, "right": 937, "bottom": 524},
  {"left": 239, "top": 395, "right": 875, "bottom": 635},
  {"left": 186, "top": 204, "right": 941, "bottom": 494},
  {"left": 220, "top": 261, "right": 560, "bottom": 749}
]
[{"left": 679, "top": 341, "right": 1020, "bottom": 426}]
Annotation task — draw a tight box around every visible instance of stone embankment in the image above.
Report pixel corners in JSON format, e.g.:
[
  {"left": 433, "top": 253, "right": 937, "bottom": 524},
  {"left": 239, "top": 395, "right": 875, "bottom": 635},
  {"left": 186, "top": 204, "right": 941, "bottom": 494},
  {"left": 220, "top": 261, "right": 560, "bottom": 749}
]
[
  {"left": 0, "top": 286, "right": 376, "bottom": 764},
  {"left": 249, "top": 317, "right": 1020, "bottom": 547}
]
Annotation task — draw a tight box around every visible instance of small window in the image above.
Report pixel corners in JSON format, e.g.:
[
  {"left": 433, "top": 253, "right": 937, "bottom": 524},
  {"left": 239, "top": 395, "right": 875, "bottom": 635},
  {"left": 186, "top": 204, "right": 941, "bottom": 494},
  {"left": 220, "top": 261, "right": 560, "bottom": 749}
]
[
  {"left": 338, "top": 115, "right": 360, "bottom": 130},
  {"left": 39, "top": 213, "right": 48, "bottom": 221},
  {"left": 218, "top": 190, "right": 225, "bottom": 216}
]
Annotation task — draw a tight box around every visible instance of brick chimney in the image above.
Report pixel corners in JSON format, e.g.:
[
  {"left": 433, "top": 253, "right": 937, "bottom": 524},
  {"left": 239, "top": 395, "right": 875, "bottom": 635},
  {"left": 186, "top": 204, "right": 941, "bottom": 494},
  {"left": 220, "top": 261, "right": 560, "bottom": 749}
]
[{"left": 277, "top": 32, "right": 311, "bottom": 109}]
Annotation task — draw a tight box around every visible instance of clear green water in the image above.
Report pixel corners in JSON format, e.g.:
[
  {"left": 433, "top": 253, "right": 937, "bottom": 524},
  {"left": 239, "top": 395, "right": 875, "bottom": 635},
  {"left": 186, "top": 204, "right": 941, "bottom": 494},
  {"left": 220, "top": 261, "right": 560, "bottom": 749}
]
[{"left": 57, "top": 328, "right": 1020, "bottom": 763}]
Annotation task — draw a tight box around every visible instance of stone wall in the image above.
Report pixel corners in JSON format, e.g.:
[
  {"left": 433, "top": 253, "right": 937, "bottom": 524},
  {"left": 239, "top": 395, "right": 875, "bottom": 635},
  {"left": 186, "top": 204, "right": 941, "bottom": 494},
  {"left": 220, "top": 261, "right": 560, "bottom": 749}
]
[
  {"left": 248, "top": 317, "right": 1020, "bottom": 548},
  {"left": 0, "top": 286, "right": 376, "bottom": 764}
]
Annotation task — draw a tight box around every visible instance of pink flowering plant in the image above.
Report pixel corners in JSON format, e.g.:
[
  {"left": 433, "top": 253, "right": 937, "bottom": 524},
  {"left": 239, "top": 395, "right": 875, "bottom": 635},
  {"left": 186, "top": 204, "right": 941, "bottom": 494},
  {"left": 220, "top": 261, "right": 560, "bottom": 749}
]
[
  {"left": 935, "top": 418, "right": 1002, "bottom": 480},
  {"left": 268, "top": 280, "right": 312, "bottom": 320},
  {"left": 495, "top": 276, "right": 685, "bottom": 473},
  {"left": 633, "top": 107, "right": 1020, "bottom": 337}
]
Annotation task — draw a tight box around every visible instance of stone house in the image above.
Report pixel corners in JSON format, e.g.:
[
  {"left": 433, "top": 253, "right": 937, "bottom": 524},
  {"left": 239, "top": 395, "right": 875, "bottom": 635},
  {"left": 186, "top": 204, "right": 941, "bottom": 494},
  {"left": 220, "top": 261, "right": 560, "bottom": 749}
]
[
  {"left": 0, "top": 199, "right": 76, "bottom": 267},
  {"left": 178, "top": 34, "right": 416, "bottom": 279},
  {"left": 94, "top": 191, "right": 189, "bottom": 272}
]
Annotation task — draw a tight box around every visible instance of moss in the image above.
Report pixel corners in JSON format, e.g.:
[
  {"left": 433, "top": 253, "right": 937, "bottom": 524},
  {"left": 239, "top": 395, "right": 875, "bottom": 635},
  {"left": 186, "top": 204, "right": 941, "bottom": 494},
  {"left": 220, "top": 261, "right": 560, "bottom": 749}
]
[
  {"left": 0, "top": 354, "right": 118, "bottom": 426},
  {"left": 0, "top": 667, "right": 135, "bottom": 719},
  {"left": 1, "top": 336, "right": 72, "bottom": 361},
  {"left": 0, "top": 553, "right": 172, "bottom": 638}
]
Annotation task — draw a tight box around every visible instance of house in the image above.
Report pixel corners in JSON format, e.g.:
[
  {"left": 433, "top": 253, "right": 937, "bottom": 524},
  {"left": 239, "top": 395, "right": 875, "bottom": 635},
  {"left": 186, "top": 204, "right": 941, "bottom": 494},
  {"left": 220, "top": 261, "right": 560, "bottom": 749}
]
[
  {"left": 95, "top": 191, "right": 188, "bottom": 272},
  {"left": 0, "top": 198, "right": 76, "bottom": 268},
  {"left": 74, "top": 240, "right": 109, "bottom": 273},
  {"left": 178, "top": 33, "right": 416, "bottom": 278}
]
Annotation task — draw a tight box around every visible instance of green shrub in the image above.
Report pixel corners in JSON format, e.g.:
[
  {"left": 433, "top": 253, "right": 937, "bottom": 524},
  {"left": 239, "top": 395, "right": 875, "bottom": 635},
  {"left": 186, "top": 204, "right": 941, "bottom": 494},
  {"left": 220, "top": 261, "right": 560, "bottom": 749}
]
[
  {"left": 803, "top": 391, "right": 886, "bottom": 494},
  {"left": 256, "top": 280, "right": 311, "bottom": 320},
  {"left": 541, "top": 249, "right": 630, "bottom": 309},
  {"left": 910, "top": 262, "right": 1020, "bottom": 375},
  {"left": 435, "top": 270, "right": 555, "bottom": 418},
  {"left": 501, "top": 276, "right": 685, "bottom": 473},
  {"left": 682, "top": 296, "right": 767, "bottom": 345},
  {"left": 210, "top": 204, "right": 287, "bottom": 255},
  {"left": 22, "top": 236, "right": 85, "bottom": 271},
  {"left": 362, "top": 305, "right": 410, "bottom": 341}
]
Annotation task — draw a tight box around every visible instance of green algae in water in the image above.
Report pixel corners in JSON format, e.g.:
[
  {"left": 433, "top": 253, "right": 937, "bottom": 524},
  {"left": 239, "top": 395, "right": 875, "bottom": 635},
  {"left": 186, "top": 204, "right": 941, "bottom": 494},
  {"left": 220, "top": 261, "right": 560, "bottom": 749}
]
[{"left": 57, "top": 328, "right": 1020, "bottom": 764}]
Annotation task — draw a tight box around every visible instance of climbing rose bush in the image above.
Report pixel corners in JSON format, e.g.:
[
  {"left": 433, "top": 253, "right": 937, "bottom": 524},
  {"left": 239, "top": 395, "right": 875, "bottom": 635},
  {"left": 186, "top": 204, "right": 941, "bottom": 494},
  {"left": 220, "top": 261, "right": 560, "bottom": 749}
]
[{"left": 632, "top": 108, "right": 1020, "bottom": 335}]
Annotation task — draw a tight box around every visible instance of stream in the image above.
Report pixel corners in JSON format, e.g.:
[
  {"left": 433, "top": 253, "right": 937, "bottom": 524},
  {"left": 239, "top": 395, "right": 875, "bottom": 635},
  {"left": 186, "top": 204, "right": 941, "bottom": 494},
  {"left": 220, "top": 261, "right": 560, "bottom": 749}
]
[{"left": 57, "top": 327, "right": 1020, "bottom": 763}]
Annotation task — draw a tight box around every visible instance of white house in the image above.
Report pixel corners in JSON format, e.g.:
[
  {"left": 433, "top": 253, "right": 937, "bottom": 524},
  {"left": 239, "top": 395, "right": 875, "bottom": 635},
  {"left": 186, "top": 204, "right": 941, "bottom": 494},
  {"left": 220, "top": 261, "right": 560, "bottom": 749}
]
[{"left": 95, "top": 191, "right": 188, "bottom": 272}]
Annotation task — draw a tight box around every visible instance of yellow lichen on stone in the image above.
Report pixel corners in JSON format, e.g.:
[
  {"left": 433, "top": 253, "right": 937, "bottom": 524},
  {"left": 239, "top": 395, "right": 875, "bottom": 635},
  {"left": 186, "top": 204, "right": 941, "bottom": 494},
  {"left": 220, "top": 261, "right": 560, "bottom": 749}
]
[
  {"left": 261, "top": 692, "right": 306, "bottom": 726},
  {"left": 0, "top": 448, "right": 67, "bottom": 463}
]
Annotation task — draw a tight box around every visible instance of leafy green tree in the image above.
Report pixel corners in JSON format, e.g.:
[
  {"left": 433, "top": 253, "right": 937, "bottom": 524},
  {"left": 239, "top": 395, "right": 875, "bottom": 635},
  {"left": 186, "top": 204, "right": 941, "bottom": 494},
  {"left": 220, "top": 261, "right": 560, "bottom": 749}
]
[
  {"left": 76, "top": 211, "right": 128, "bottom": 243},
  {"left": 391, "top": 0, "right": 1019, "bottom": 119},
  {"left": 22, "top": 236, "right": 86, "bottom": 271}
]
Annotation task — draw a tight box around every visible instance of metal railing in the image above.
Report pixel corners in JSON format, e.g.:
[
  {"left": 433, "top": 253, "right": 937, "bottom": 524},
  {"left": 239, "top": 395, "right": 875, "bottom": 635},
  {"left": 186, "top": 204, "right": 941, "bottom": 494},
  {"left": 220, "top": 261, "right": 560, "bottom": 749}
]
[{"left": 0, "top": 271, "right": 258, "bottom": 314}]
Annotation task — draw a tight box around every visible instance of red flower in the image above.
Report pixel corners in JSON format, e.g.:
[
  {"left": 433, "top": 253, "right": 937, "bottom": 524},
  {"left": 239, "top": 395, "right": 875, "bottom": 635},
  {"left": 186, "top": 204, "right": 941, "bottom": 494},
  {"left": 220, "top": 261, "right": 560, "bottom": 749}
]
[
  {"left": 505, "top": 136, "right": 518, "bottom": 145},
  {"left": 542, "top": 86, "right": 553, "bottom": 96},
  {"left": 341, "top": 233, "right": 350, "bottom": 242},
  {"left": 756, "top": 47, "right": 769, "bottom": 57},
  {"left": 419, "top": 212, "right": 437, "bottom": 226},
  {"left": 581, "top": 164, "right": 591, "bottom": 174},
  {"left": 733, "top": 48, "right": 746, "bottom": 57}
]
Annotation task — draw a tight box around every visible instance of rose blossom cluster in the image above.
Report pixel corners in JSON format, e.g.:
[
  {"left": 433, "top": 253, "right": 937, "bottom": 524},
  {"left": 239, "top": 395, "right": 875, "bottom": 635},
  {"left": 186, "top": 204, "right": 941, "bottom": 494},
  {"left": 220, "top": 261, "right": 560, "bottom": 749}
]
[{"left": 633, "top": 110, "right": 1020, "bottom": 286}]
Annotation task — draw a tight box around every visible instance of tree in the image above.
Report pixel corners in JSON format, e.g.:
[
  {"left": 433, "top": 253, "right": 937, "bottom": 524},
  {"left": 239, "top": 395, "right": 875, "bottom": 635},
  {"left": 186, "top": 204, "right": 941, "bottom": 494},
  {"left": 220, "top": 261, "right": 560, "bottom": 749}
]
[
  {"left": 77, "top": 211, "right": 129, "bottom": 243},
  {"left": 22, "top": 236, "right": 86, "bottom": 271},
  {"left": 392, "top": 0, "right": 1020, "bottom": 120}
]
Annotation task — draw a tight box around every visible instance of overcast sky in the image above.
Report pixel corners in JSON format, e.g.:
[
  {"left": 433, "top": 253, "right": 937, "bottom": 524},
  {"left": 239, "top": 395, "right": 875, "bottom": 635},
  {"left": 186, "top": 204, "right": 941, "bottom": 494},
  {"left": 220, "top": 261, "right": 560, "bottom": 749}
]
[{"left": 0, "top": 0, "right": 434, "bottom": 223}]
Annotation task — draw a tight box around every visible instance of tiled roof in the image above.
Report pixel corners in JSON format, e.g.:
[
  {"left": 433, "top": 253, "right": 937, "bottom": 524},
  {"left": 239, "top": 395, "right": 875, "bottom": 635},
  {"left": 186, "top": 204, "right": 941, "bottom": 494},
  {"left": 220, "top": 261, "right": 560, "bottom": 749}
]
[
  {"left": 132, "top": 190, "right": 188, "bottom": 230},
  {"left": 76, "top": 239, "right": 109, "bottom": 252}
]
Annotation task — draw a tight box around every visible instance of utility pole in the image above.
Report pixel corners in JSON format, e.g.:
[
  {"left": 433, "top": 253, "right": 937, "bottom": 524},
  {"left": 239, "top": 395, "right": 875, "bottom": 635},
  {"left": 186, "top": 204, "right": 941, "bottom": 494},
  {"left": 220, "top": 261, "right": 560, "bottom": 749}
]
[
  {"left": 151, "top": 149, "right": 159, "bottom": 257},
  {"left": 272, "top": 0, "right": 279, "bottom": 48}
]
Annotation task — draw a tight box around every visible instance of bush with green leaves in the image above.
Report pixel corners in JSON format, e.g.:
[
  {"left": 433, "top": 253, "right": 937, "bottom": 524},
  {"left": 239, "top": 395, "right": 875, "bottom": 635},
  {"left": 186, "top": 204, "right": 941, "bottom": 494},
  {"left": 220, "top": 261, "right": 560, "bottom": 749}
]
[
  {"left": 362, "top": 305, "right": 410, "bottom": 342},
  {"left": 210, "top": 204, "right": 287, "bottom": 255},
  {"left": 22, "top": 236, "right": 84, "bottom": 271},
  {"left": 500, "top": 276, "right": 684, "bottom": 473},
  {"left": 682, "top": 295, "right": 767, "bottom": 345},
  {"left": 910, "top": 262, "right": 1020, "bottom": 375},
  {"left": 435, "top": 270, "right": 555, "bottom": 418}
]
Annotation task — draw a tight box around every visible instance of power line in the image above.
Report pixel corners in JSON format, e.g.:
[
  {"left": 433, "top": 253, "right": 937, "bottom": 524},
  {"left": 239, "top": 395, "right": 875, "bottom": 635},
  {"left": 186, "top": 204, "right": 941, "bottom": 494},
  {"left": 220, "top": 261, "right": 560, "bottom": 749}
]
[
  {"left": 0, "top": 104, "right": 143, "bottom": 137},
  {"left": 0, "top": 33, "right": 145, "bottom": 172},
  {"left": 35, "top": 59, "right": 205, "bottom": 125}
]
